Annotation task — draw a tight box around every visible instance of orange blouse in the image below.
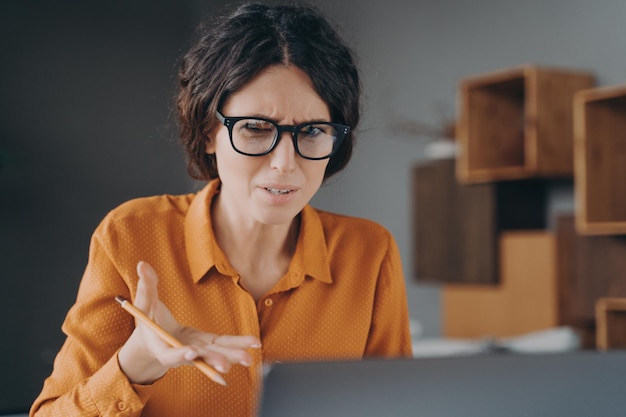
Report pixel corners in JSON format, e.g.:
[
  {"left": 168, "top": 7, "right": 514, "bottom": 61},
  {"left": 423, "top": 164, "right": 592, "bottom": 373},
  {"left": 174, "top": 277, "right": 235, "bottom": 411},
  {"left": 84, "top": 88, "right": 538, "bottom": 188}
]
[{"left": 30, "top": 179, "right": 412, "bottom": 417}]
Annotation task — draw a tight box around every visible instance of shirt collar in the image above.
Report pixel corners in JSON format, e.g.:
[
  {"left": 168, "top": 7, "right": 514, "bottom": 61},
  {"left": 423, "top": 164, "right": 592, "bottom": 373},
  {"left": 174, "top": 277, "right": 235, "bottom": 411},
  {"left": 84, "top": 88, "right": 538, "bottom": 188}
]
[
  {"left": 292, "top": 204, "right": 333, "bottom": 284},
  {"left": 185, "top": 179, "right": 333, "bottom": 285},
  {"left": 185, "top": 179, "right": 225, "bottom": 283}
]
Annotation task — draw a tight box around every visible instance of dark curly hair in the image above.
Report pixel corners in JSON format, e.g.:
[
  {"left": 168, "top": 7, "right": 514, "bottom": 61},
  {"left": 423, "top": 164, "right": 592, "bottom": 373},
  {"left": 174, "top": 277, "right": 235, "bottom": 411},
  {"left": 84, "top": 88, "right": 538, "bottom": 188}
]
[{"left": 176, "top": 2, "right": 361, "bottom": 181}]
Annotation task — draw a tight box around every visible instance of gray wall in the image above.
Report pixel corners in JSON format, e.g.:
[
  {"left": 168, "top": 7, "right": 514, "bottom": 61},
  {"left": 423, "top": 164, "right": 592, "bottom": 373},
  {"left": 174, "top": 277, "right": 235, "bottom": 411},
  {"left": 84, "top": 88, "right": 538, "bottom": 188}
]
[
  {"left": 0, "top": 1, "right": 227, "bottom": 412},
  {"left": 2, "top": 0, "right": 626, "bottom": 412},
  {"left": 311, "top": 0, "right": 626, "bottom": 337}
]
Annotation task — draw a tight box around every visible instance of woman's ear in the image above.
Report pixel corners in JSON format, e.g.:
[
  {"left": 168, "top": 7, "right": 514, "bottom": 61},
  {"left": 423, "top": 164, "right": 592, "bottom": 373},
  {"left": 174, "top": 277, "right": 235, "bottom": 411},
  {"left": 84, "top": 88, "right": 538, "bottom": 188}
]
[
  {"left": 205, "top": 136, "right": 216, "bottom": 154},
  {"left": 204, "top": 122, "right": 219, "bottom": 154}
]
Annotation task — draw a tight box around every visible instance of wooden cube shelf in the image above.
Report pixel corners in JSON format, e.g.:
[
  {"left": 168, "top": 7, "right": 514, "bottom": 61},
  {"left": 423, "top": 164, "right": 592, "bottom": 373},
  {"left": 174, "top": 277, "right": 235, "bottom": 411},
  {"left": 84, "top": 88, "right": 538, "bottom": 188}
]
[
  {"left": 442, "top": 218, "right": 626, "bottom": 347},
  {"left": 596, "top": 297, "right": 626, "bottom": 350},
  {"left": 412, "top": 158, "right": 546, "bottom": 284},
  {"left": 457, "top": 65, "right": 594, "bottom": 183},
  {"left": 443, "top": 231, "right": 558, "bottom": 338},
  {"left": 574, "top": 85, "right": 626, "bottom": 235},
  {"left": 556, "top": 215, "right": 626, "bottom": 332}
]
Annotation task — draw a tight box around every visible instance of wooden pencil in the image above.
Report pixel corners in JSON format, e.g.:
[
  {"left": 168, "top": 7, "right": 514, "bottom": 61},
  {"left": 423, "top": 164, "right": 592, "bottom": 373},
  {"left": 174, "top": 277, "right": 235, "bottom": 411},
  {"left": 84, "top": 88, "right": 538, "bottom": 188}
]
[{"left": 115, "top": 296, "right": 227, "bottom": 386}]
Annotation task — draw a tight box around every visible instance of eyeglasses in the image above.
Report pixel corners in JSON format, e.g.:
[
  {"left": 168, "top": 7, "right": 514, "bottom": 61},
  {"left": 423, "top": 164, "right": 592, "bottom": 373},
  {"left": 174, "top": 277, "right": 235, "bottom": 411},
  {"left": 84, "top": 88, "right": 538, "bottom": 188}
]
[{"left": 215, "top": 111, "right": 350, "bottom": 160}]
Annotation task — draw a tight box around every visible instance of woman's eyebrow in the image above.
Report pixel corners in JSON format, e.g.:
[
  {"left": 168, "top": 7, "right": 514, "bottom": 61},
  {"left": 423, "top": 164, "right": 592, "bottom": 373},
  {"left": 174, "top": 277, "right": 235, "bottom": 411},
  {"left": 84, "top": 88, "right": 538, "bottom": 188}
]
[{"left": 241, "top": 113, "right": 332, "bottom": 124}]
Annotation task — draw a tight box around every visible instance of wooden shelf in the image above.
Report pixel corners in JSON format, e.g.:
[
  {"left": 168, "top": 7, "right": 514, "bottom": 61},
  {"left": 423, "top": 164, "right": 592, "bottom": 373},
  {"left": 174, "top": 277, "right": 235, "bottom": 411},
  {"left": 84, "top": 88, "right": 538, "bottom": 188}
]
[
  {"left": 412, "top": 158, "right": 546, "bottom": 284},
  {"left": 457, "top": 65, "right": 594, "bottom": 183},
  {"left": 443, "top": 231, "right": 559, "bottom": 338},
  {"left": 443, "top": 217, "right": 626, "bottom": 346},
  {"left": 574, "top": 85, "right": 626, "bottom": 235},
  {"left": 596, "top": 297, "right": 626, "bottom": 350},
  {"left": 556, "top": 215, "right": 626, "bottom": 334}
]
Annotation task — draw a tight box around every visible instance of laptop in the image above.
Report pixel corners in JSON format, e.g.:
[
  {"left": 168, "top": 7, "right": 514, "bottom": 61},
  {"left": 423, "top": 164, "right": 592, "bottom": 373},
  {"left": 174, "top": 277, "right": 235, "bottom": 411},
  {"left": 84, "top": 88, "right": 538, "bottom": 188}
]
[{"left": 258, "top": 351, "right": 626, "bottom": 417}]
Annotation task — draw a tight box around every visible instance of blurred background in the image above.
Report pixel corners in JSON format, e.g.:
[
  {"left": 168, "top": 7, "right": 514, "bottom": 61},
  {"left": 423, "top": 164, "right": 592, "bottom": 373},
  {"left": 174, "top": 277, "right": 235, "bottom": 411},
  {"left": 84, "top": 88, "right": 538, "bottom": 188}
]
[{"left": 2, "top": 0, "right": 626, "bottom": 413}]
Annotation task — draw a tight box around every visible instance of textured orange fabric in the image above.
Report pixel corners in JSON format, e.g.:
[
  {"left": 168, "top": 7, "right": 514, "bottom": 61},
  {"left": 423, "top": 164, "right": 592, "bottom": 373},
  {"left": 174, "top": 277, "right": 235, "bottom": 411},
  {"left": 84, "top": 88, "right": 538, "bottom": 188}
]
[{"left": 30, "top": 179, "right": 412, "bottom": 417}]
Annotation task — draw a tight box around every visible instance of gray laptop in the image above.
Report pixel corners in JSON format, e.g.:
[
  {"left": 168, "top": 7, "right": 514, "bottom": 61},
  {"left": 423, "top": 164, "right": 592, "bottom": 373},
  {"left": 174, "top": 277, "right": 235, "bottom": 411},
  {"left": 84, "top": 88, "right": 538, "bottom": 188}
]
[{"left": 259, "top": 351, "right": 626, "bottom": 417}]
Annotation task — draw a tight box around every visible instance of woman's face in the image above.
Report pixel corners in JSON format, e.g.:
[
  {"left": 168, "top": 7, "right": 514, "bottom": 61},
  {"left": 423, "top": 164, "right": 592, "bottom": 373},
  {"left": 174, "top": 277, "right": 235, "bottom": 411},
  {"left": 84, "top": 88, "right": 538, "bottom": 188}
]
[{"left": 207, "top": 65, "right": 331, "bottom": 227}]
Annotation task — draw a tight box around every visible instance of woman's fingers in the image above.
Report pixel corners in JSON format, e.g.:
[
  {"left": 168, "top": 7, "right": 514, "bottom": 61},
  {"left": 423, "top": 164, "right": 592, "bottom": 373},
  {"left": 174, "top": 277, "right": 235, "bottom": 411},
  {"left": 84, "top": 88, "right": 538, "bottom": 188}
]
[
  {"left": 135, "top": 261, "right": 180, "bottom": 329},
  {"left": 151, "top": 342, "right": 239, "bottom": 374},
  {"left": 189, "top": 330, "right": 261, "bottom": 350},
  {"left": 213, "top": 334, "right": 262, "bottom": 349},
  {"left": 154, "top": 346, "right": 207, "bottom": 369},
  {"left": 179, "top": 329, "right": 260, "bottom": 369},
  {"left": 134, "top": 261, "right": 159, "bottom": 314},
  {"left": 126, "top": 261, "right": 262, "bottom": 379},
  {"left": 200, "top": 343, "right": 254, "bottom": 368}
]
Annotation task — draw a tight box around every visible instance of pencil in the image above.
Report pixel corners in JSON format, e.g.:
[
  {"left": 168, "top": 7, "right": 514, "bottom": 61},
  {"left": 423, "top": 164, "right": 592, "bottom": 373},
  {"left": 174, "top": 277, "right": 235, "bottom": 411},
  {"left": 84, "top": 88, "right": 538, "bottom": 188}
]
[{"left": 115, "top": 296, "right": 227, "bottom": 386}]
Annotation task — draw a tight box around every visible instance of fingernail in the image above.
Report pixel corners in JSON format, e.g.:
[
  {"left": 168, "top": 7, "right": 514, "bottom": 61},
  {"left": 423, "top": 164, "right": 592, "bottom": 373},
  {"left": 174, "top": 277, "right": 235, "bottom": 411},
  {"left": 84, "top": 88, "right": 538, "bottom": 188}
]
[
  {"left": 240, "top": 360, "right": 251, "bottom": 366},
  {"left": 184, "top": 350, "right": 197, "bottom": 361},
  {"left": 215, "top": 364, "right": 226, "bottom": 373}
]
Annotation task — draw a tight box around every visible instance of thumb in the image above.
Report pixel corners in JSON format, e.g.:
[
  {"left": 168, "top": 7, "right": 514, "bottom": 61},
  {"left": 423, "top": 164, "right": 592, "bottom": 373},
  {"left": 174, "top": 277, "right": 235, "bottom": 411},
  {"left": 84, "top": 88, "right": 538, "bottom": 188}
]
[{"left": 134, "top": 261, "right": 160, "bottom": 314}]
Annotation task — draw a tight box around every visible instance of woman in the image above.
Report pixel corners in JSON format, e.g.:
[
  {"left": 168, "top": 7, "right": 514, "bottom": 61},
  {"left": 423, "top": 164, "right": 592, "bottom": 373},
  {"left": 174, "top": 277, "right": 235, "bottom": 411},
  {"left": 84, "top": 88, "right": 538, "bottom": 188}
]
[{"left": 31, "top": 3, "right": 412, "bottom": 416}]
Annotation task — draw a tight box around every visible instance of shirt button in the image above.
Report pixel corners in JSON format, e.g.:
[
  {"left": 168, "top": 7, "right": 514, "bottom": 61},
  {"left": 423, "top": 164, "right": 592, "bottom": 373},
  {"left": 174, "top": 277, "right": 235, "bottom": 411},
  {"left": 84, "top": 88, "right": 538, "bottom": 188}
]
[
  {"left": 264, "top": 298, "right": 273, "bottom": 307},
  {"left": 117, "top": 401, "right": 127, "bottom": 410}
]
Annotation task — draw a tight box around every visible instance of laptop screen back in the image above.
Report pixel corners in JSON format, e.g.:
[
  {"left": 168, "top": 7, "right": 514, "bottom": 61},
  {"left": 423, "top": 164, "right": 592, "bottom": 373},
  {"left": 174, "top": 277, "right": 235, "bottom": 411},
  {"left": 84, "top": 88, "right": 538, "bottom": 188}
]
[{"left": 259, "top": 351, "right": 626, "bottom": 417}]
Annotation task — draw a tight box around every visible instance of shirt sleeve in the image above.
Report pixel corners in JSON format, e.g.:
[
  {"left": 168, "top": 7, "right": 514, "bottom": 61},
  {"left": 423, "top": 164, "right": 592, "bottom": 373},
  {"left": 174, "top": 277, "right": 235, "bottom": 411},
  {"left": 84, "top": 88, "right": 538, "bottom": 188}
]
[
  {"left": 30, "top": 220, "right": 154, "bottom": 417},
  {"left": 363, "top": 232, "right": 413, "bottom": 358}
]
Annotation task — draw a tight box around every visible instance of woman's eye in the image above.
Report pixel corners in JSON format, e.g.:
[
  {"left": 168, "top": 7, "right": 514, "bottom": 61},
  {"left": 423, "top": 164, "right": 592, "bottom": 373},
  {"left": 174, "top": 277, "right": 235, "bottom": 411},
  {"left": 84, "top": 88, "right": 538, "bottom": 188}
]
[
  {"left": 243, "top": 120, "right": 273, "bottom": 132},
  {"left": 301, "top": 125, "right": 323, "bottom": 137}
]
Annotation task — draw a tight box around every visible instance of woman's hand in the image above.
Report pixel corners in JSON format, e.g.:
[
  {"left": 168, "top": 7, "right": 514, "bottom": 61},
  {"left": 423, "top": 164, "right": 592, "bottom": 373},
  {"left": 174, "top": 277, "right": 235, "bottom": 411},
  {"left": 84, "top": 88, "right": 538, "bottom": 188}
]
[{"left": 118, "top": 261, "right": 261, "bottom": 385}]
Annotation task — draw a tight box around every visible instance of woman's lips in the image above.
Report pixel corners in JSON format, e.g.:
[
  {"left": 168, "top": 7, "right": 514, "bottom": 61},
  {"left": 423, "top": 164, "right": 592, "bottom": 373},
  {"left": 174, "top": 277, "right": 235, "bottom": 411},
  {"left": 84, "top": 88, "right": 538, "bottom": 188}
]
[
  {"left": 265, "top": 187, "right": 293, "bottom": 195},
  {"left": 260, "top": 185, "right": 298, "bottom": 203}
]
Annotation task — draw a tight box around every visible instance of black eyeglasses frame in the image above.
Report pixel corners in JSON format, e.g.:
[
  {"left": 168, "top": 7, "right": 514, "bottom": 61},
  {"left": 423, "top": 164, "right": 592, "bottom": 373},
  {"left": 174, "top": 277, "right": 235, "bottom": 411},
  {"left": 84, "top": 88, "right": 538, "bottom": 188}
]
[{"left": 215, "top": 110, "right": 350, "bottom": 160}]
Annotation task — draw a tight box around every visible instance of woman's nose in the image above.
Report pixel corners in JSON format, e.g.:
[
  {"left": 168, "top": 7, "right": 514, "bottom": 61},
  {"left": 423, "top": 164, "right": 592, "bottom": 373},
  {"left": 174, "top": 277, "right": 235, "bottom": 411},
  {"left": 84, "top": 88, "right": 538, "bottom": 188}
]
[{"left": 270, "top": 132, "right": 297, "bottom": 173}]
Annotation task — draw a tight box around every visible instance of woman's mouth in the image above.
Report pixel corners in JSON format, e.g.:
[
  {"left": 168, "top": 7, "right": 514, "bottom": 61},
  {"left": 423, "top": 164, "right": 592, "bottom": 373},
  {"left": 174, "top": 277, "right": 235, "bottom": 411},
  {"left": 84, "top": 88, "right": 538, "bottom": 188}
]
[{"left": 265, "top": 188, "right": 293, "bottom": 195}]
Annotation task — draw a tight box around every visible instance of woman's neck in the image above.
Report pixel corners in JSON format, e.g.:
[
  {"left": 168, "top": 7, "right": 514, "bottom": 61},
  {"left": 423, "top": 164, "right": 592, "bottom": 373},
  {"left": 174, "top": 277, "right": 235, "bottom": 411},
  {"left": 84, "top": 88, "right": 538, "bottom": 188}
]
[{"left": 210, "top": 194, "right": 300, "bottom": 300}]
